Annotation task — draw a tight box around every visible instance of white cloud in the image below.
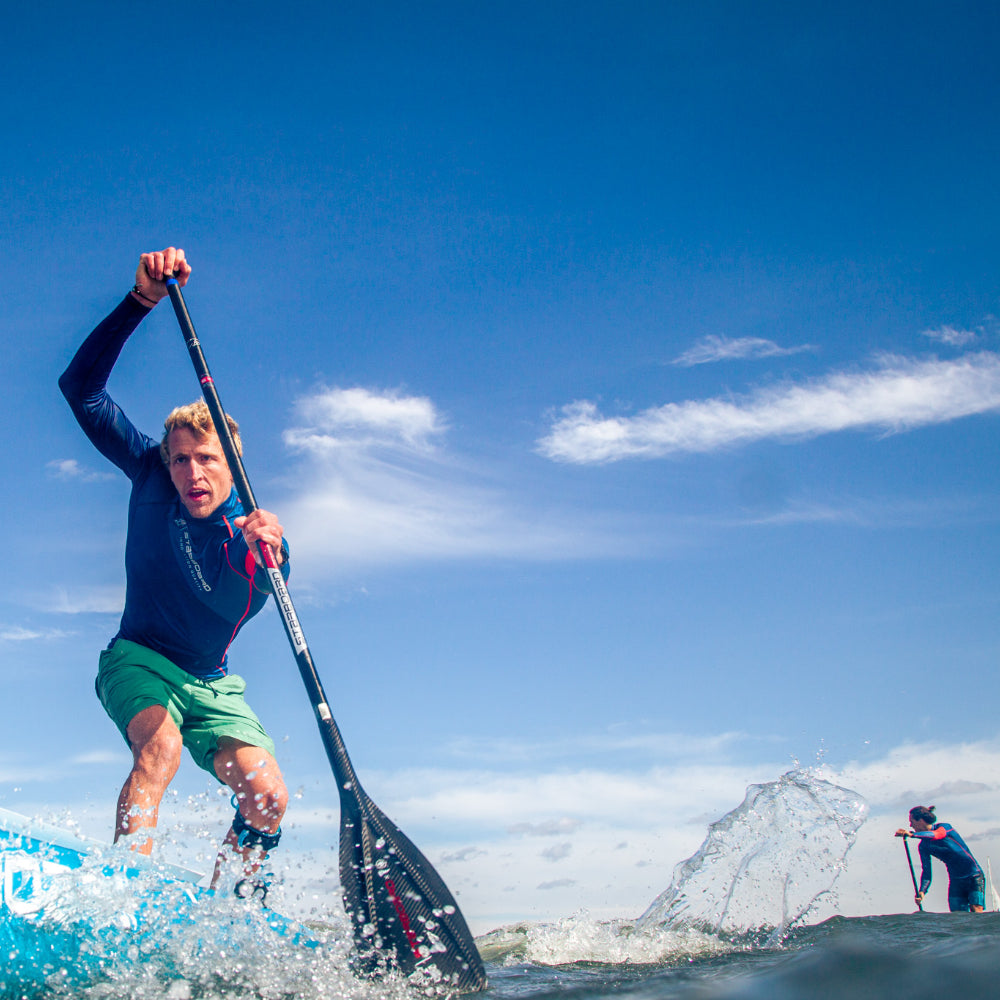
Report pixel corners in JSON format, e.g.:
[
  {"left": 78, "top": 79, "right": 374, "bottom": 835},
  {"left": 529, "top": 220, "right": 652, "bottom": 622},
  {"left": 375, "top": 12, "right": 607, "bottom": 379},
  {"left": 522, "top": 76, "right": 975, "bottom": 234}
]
[
  {"left": 13, "top": 733, "right": 1000, "bottom": 938},
  {"left": 353, "top": 760, "right": 778, "bottom": 865},
  {"left": 922, "top": 325, "right": 978, "bottom": 348},
  {"left": 673, "top": 335, "right": 814, "bottom": 367},
  {"left": 69, "top": 750, "right": 130, "bottom": 767},
  {"left": 369, "top": 739, "right": 1000, "bottom": 933},
  {"left": 46, "top": 459, "right": 116, "bottom": 482},
  {"left": 279, "top": 386, "right": 636, "bottom": 578},
  {"left": 508, "top": 819, "right": 584, "bottom": 837},
  {"left": 538, "top": 352, "right": 1000, "bottom": 463},
  {"left": 730, "top": 491, "right": 987, "bottom": 530},
  {"left": 285, "top": 386, "right": 445, "bottom": 454},
  {"left": 45, "top": 585, "right": 124, "bottom": 614},
  {"left": 442, "top": 729, "right": 754, "bottom": 764},
  {"left": 0, "top": 747, "right": 128, "bottom": 785},
  {"left": 0, "top": 625, "right": 71, "bottom": 641},
  {"left": 541, "top": 842, "right": 573, "bottom": 862}
]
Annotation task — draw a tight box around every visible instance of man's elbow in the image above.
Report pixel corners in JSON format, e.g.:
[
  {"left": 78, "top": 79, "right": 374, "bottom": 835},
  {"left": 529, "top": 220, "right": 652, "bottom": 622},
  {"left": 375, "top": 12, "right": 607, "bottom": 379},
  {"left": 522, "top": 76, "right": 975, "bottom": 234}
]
[{"left": 57, "top": 368, "right": 76, "bottom": 403}]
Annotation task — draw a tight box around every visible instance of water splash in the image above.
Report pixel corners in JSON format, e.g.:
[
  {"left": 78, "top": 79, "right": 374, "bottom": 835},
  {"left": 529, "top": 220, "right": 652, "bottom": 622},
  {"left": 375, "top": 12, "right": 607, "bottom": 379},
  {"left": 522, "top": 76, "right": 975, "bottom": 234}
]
[
  {"left": 0, "top": 836, "right": 416, "bottom": 1000},
  {"left": 635, "top": 769, "right": 868, "bottom": 939},
  {"left": 475, "top": 770, "right": 868, "bottom": 969},
  {"left": 3, "top": 770, "right": 869, "bottom": 988},
  {"left": 478, "top": 913, "right": 734, "bottom": 967}
]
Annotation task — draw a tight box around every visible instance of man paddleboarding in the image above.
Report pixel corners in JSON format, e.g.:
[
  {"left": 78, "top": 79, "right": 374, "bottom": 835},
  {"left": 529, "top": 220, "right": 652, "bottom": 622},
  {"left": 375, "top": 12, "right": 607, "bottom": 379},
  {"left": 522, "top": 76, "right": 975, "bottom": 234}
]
[
  {"left": 895, "top": 805, "right": 985, "bottom": 912},
  {"left": 59, "top": 247, "right": 288, "bottom": 893}
]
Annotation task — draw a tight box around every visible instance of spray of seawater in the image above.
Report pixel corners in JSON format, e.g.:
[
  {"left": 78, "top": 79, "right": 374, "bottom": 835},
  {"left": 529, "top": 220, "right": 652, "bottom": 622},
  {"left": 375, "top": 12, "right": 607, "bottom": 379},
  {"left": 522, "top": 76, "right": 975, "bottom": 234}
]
[
  {"left": 636, "top": 769, "right": 868, "bottom": 940},
  {"left": 3, "top": 770, "right": 868, "bottom": 993},
  {"left": 478, "top": 913, "right": 735, "bottom": 967},
  {"left": 479, "top": 769, "right": 868, "bottom": 970},
  {"left": 0, "top": 793, "right": 429, "bottom": 1000}
]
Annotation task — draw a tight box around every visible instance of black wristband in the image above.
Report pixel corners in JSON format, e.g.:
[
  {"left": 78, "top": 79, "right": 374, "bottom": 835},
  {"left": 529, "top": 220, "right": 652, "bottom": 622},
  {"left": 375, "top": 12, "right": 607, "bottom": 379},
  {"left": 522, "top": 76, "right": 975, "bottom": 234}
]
[{"left": 131, "top": 284, "right": 158, "bottom": 306}]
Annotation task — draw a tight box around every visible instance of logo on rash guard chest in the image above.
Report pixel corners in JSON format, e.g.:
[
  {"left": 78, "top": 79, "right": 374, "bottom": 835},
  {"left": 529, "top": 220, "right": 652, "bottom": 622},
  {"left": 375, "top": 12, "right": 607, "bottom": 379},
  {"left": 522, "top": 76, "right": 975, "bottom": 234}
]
[{"left": 173, "top": 518, "right": 212, "bottom": 593}]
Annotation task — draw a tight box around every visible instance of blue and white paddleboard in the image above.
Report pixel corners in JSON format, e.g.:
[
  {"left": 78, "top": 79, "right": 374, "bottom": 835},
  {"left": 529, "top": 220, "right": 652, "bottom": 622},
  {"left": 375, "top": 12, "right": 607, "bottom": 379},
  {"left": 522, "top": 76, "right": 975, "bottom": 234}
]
[
  {"left": 0, "top": 804, "right": 204, "bottom": 889},
  {"left": 0, "top": 806, "right": 319, "bottom": 992}
]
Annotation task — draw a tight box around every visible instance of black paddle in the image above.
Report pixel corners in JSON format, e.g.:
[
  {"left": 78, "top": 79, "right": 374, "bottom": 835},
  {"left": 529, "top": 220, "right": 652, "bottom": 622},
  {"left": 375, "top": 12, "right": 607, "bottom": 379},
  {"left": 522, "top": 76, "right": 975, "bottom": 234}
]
[
  {"left": 165, "top": 278, "right": 487, "bottom": 993},
  {"left": 902, "top": 836, "right": 924, "bottom": 912}
]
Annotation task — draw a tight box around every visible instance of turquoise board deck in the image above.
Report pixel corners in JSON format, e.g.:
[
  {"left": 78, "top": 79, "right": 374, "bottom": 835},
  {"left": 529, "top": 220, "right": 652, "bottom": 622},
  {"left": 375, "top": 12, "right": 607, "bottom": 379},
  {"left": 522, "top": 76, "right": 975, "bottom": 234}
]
[{"left": 0, "top": 806, "right": 319, "bottom": 992}]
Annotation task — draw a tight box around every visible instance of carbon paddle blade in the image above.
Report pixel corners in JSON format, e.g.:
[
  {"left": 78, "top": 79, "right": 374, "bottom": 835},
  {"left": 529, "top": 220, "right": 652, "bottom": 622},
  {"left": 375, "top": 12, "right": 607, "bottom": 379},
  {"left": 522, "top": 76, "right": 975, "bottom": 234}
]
[{"left": 339, "top": 790, "right": 487, "bottom": 993}]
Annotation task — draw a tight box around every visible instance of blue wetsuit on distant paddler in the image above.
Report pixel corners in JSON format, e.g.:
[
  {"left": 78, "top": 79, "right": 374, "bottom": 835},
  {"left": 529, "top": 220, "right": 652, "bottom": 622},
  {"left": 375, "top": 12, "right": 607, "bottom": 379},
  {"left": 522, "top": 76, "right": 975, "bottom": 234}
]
[
  {"left": 59, "top": 247, "right": 290, "bottom": 892},
  {"left": 896, "top": 805, "right": 985, "bottom": 912}
]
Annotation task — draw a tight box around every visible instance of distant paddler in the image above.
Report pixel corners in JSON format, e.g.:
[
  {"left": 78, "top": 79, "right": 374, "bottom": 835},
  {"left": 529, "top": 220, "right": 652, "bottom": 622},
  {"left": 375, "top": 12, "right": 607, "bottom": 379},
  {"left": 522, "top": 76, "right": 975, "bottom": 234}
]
[
  {"left": 59, "top": 248, "right": 289, "bottom": 894},
  {"left": 895, "top": 805, "right": 985, "bottom": 913}
]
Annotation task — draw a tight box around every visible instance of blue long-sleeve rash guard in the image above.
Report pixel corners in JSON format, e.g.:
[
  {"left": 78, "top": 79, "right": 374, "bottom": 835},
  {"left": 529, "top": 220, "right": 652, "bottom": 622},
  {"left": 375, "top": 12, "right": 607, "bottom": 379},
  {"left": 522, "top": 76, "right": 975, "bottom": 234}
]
[
  {"left": 912, "top": 823, "right": 983, "bottom": 893},
  {"left": 59, "top": 294, "right": 289, "bottom": 680}
]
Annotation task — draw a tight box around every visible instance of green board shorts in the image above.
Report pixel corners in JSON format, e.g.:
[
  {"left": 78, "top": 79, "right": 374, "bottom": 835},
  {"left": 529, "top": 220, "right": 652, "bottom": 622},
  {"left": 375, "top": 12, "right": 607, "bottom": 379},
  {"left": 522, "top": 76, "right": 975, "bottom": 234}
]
[{"left": 96, "top": 637, "right": 276, "bottom": 778}]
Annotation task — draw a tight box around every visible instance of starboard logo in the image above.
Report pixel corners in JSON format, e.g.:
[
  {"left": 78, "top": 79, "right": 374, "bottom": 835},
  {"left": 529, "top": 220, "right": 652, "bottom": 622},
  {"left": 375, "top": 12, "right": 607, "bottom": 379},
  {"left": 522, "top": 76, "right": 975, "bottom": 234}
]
[
  {"left": 173, "top": 518, "right": 212, "bottom": 592},
  {"left": 268, "top": 568, "right": 306, "bottom": 652},
  {"left": 0, "top": 854, "right": 73, "bottom": 916}
]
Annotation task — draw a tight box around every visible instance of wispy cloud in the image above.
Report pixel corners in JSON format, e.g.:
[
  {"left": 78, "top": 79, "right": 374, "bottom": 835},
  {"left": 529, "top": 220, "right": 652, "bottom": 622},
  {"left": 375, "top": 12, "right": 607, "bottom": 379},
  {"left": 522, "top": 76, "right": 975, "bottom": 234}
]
[
  {"left": 537, "top": 878, "right": 576, "bottom": 890},
  {"left": 921, "top": 325, "right": 979, "bottom": 348},
  {"left": 368, "top": 761, "right": 773, "bottom": 834},
  {"left": 46, "top": 459, "right": 116, "bottom": 482},
  {"left": 673, "top": 335, "right": 814, "bottom": 367},
  {"left": 19, "top": 731, "right": 1000, "bottom": 934},
  {"left": 284, "top": 386, "right": 445, "bottom": 455},
  {"left": 0, "top": 747, "right": 127, "bottom": 784},
  {"left": 69, "top": 750, "right": 129, "bottom": 766},
  {"left": 362, "top": 737, "right": 1000, "bottom": 930},
  {"left": 728, "top": 491, "right": 990, "bottom": 530},
  {"left": 0, "top": 625, "right": 71, "bottom": 641},
  {"left": 442, "top": 729, "right": 753, "bottom": 765},
  {"left": 45, "top": 585, "right": 124, "bottom": 615},
  {"left": 540, "top": 843, "right": 572, "bottom": 862},
  {"left": 508, "top": 819, "right": 584, "bottom": 837},
  {"left": 538, "top": 352, "right": 1000, "bottom": 464},
  {"left": 279, "top": 386, "right": 635, "bottom": 578}
]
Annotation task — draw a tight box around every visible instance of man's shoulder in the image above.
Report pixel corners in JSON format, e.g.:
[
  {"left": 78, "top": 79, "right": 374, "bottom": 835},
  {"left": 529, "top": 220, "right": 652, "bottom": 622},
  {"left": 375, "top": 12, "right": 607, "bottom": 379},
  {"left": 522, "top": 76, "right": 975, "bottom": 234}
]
[{"left": 129, "top": 448, "right": 175, "bottom": 497}]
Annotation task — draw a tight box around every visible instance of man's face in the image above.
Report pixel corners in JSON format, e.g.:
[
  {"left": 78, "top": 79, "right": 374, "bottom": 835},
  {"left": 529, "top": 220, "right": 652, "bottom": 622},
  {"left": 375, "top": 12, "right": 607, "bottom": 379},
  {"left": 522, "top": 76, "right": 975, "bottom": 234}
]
[{"left": 167, "top": 427, "right": 234, "bottom": 519}]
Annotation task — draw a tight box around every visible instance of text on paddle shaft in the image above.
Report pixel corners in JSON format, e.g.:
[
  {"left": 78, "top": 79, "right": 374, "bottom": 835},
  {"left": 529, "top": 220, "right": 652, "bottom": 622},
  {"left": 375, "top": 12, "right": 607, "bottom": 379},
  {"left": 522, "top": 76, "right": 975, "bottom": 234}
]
[{"left": 267, "top": 568, "right": 306, "bottom": 652}]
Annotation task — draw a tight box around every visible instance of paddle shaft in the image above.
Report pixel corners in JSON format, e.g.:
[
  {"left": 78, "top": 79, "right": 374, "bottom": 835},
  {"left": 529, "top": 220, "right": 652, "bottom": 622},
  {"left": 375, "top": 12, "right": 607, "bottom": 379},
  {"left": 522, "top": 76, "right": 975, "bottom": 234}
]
[
  {"left": 164, "top": 279, "right": 488, "bottom": 991},
  {"left": 903, "top": 837, "right": 924, "bottom": 912},
  {"left": 164, "top": 279, "right": 361, "bottom": 793}
]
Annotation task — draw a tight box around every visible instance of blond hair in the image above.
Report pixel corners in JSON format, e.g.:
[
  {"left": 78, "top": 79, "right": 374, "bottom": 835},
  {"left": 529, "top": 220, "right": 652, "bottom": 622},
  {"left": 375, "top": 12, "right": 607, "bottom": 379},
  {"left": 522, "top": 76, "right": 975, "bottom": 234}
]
[{"left": 160, "top": 400, "right": 242, "bottom": 464}]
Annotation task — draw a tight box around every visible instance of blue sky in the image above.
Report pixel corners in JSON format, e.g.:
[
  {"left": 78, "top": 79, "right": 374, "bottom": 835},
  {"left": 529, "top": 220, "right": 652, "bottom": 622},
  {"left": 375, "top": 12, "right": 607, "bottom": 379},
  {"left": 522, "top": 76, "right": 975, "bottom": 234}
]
[{"left": 3, "top": 1, "right": 1000, "bottom": 934}]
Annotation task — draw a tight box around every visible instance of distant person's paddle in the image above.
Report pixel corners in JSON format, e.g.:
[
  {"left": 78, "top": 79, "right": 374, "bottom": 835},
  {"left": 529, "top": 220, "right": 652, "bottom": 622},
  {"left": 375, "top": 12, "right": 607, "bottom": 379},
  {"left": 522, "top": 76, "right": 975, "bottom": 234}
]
[
  {"left": 165, "top": 278, "right": 487, "bottom": 993},
  {"left": 902, "top": 836, "right": 924, "bottom": 912}
]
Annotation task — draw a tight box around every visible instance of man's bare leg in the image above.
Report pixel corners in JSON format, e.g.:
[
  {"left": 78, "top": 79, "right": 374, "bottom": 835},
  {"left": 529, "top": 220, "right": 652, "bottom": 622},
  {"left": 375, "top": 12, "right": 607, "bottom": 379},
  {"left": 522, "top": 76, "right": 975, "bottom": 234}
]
[
  {"left": 116, "top": 705, "right": 183, "bottom": 854},
  {"left": 211, "top": 739, "right": 288, "bottom": 888}
]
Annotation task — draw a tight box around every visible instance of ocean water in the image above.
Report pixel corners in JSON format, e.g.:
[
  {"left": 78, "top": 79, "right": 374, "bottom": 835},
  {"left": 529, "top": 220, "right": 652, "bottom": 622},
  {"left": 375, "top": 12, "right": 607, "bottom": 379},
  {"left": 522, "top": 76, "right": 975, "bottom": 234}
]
[
  {"left": 5, "top": 906, "right": 1000, "bottom": 1000},
  {"left": 3, "top": 771, "right": 998, "bottom": 1000},
  {"left": 479, "top": 912, "right": 1000, "bottom": 1000}
]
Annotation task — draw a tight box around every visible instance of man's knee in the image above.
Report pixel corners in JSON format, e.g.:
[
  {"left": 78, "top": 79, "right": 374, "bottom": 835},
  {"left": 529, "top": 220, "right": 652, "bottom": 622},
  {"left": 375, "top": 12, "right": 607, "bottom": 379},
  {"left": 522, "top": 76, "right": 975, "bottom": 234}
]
[
  {"left": 263, "top": 777, "right": 289, "bottom": 818},
  {"left": 239, "top": 770, "right": 288, "bottom": 829},
  {"left": 215, "top": 741, "right": 287, "bottom": 830}
]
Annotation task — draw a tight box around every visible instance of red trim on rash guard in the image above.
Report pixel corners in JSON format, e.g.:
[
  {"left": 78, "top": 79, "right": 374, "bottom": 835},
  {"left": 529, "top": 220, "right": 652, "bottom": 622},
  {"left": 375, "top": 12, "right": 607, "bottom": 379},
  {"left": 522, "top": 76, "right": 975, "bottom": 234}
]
[
  {"left": 216, "top": 515, "right": 260, "bottom": 673},
  {"left": 932, "top": 827, "right": 948, "bottom": 840}
]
